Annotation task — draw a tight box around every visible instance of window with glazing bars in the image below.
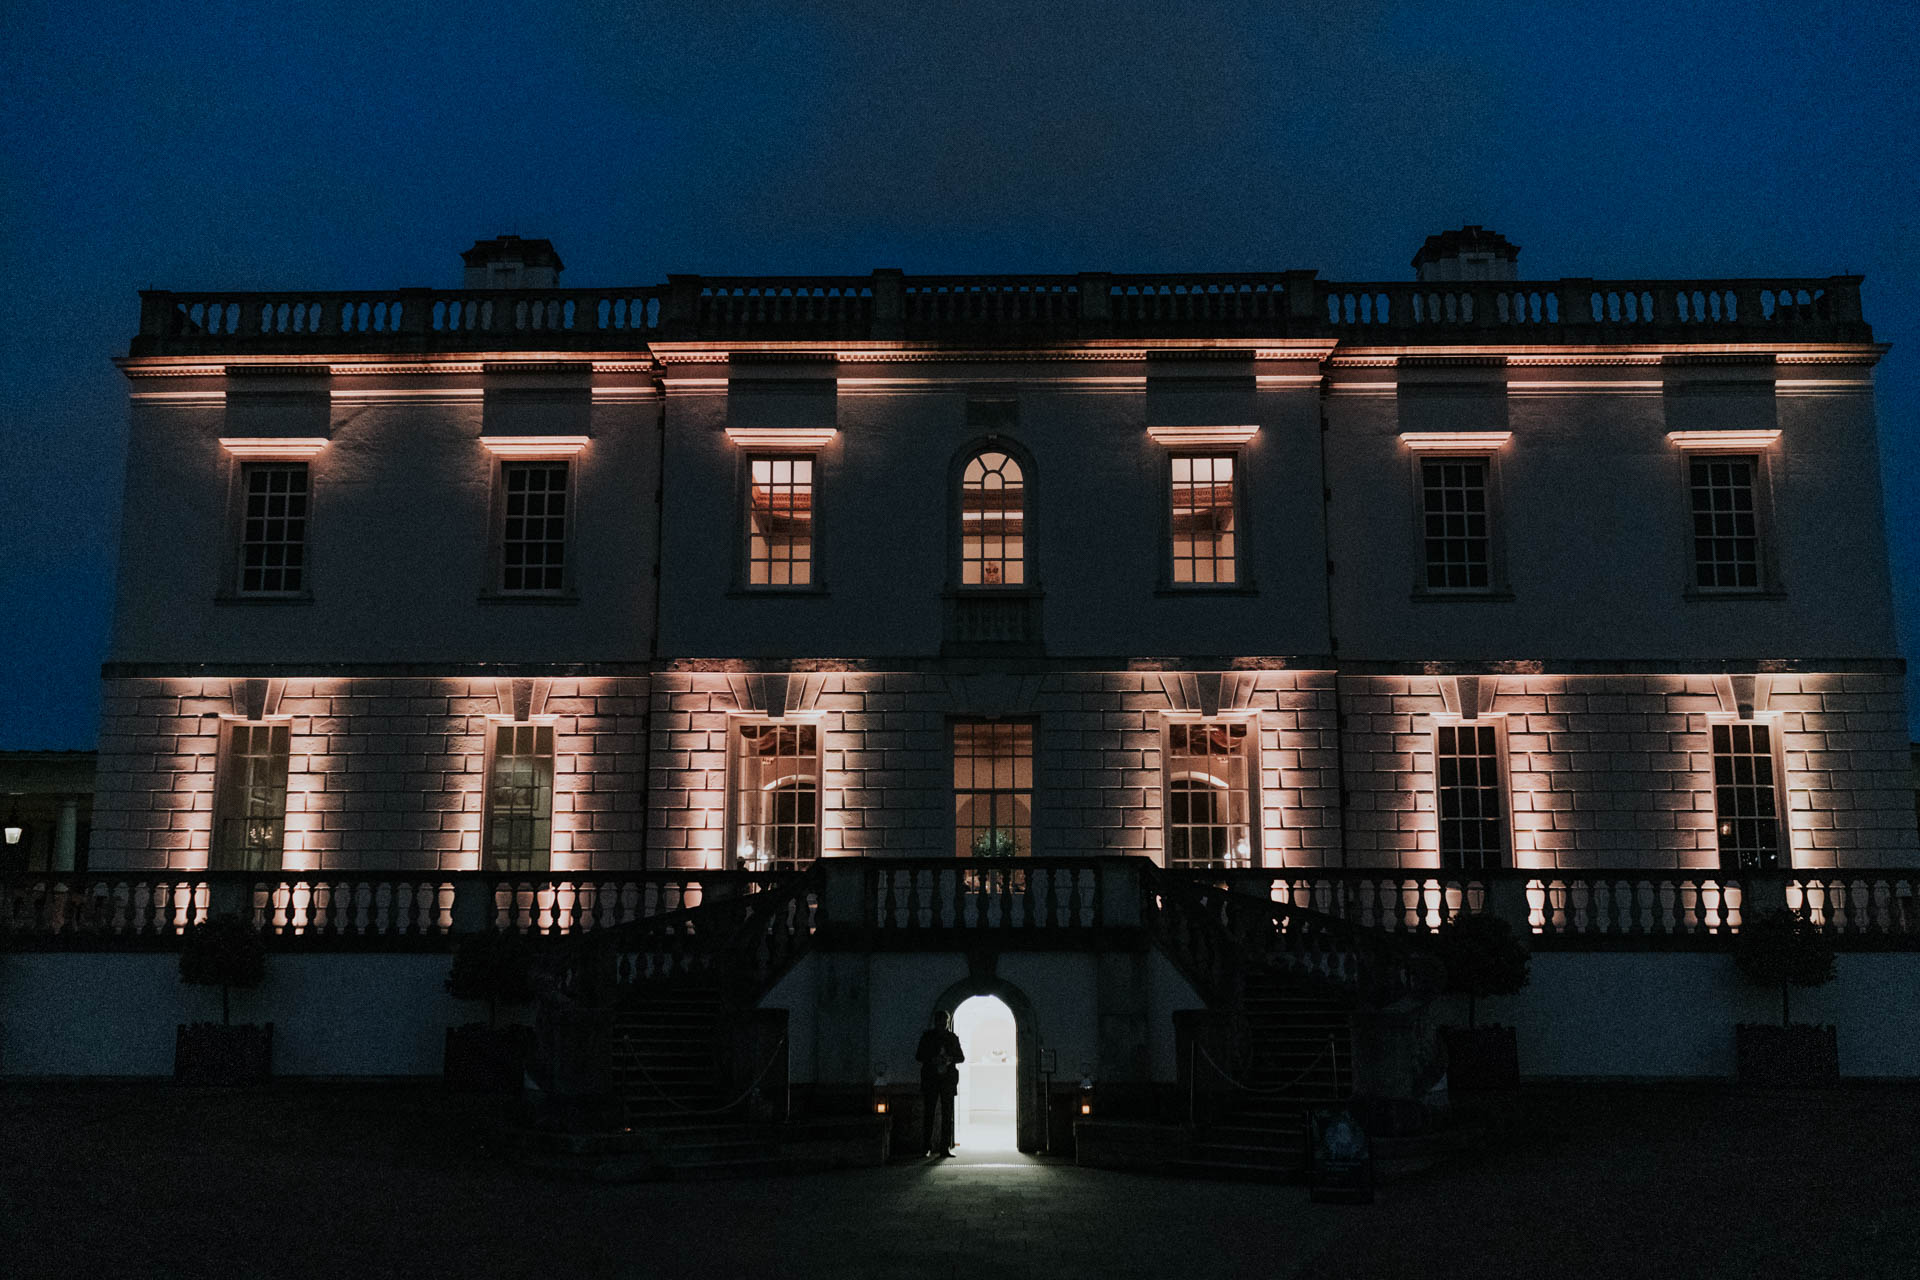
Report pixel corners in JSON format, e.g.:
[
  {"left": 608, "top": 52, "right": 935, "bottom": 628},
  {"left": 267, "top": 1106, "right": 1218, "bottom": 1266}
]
[
  {"left": 500, "top": 462, "right": 568, "bottom": 592},
  {"left": 747, "top": 457, "right": 814, "bottom": 586},
  {"left": 1689, "top": 456, "right": 1761, "bottom": 589},
  {"left": 1165, "top": 720, "right": 1254, "bottom": 868},
  {"left": 486, "top": 723, "right": 554, "bottom": 872},
  {"left": 1421, "top": 458, "right": 1491, "bottom": 590},
  {"left": 960, "top": 451, "right": 1025, "bottom": 586},
  {"left": 1436, "top": 722, "right": 1506, "bottom": 869},
  {"left": 1713, "top": 722, "right": 1782, "bottom": 870},
  {"left": 212, "top": 722, "right": 290, "bottom": 871},
  {"left": 953, "top": 721, "right": 1033, "bottom": 857},
  {"left": 1170, "top": 455, "right": 1238, "bottom": 585},
  {"left": 730, "top": 721, "right": 820, "bottom": 869},
  {"left": 238, "top": 464, "right": 308, "bottom": 594}
]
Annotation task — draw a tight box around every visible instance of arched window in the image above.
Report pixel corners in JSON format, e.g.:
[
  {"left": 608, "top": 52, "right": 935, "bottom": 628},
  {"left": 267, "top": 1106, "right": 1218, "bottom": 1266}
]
[{"left": 960, "top": 450, "right": 1025, "bottom": 587}]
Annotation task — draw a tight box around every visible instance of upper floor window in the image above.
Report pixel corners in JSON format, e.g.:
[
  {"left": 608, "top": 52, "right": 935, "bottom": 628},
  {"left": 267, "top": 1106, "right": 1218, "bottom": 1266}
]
[
  {"left": 960, "top": 451, "right": 1025, "bottom": 587},
  {"left": 499, "top": 461, "right": 569, "bottom": 594},
  {"left": 212, "top": 721, "right": 290, "bottom": 871},
  {"left": 953, "top": 721, "right": 1033, "bottom": 857},
  {"left": 729, "top": 721, "right": 821, "bottom": 869},
  {"left": 1689, "top": 455, "right": 1761, "bottom": 590},
  {"left": 747, "top": 456, "right": 815, "bottom": 587},
  {"left": 237, "top": 463, "right": 309, "bottom": 595},
  {"left": 485, "top": 723, "right": 554, "bottom": 872},
  {"left": 1712, "top": 721, "right": 1783, "bottom": 870},
  {"left": 1421, "top": 457, "right": 1492, "bottom": 591},
  {"left": 1164, "top": 719, "right": 1255, "bottom": 868},
  {"left": 1170, "top": 455, "right": 1239, "bottom": 586},
  {"left": 1435, "top": 721, "right": 1507, "bottom": 870}
]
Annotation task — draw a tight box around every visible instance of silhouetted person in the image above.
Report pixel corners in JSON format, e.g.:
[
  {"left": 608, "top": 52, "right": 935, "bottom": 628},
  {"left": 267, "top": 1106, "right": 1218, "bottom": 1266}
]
[{"left": 916, "top": 1009, "right": 964, "bottom": 1156}]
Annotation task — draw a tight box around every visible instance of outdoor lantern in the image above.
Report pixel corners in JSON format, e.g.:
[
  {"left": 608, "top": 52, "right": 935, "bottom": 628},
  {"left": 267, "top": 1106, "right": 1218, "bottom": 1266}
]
[
  {"left": 1079, "top": 1069, "right": 1094, "bottom": 1116},
  {"left": 873, "top": 1064, "right": 889, "bottom": 1114}
]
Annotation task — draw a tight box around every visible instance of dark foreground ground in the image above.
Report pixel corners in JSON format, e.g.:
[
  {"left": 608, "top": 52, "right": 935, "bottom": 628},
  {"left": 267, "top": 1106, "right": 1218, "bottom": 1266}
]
[{"left": 3, "top": 1081, "right": 1917, "bottom": 1280}]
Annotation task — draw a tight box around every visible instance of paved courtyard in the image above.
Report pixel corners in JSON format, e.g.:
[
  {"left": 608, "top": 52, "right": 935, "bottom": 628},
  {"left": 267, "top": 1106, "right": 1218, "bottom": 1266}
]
[{"left": 3, "top": 1082, "right": 1917, "bottom": 1279}]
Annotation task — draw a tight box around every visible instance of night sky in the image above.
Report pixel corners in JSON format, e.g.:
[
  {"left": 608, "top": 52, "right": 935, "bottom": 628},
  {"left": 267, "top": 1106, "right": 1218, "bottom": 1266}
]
[{"left": 3, "top": 0, "right": 1915, "bottom": 748}]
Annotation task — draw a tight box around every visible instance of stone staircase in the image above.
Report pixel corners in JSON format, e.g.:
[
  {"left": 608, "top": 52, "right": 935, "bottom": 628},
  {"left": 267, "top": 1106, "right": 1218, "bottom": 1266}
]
[
  {"left": 609, "top": 981, "right": 727, "bottom": 1123},
  {"left": 1175, "top": 974, "right": 1355, "bottom": 1179}
]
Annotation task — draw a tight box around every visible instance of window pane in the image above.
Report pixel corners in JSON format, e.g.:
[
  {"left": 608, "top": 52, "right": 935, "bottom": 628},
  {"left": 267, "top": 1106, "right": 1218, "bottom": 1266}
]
[
  {"left": 1421, "top": 458, "right": 1491, "bottom": 591},
  {"left": 486, "top": 723, "right": 554, "bottom": 872},
  {"left": 1164, "top": 719, "right": 1255, "bottom": 868},
  {"left": 730, "top": 722, "right": 820, "bottom": 870},
  {"left": 500, "top": 463, "right": 568, "bottom": 592},
  {"left": 961, "top": 451, "right": 1025, "bottom": 587},
  {"left": 952, "top": 721, "right": 1034, "bottom": 857},
  {"left": 747, "top": 455, "right": 815, "bottom": 587},
  {"left": 1435, "top": 722, "right": 1505, "bottom": 869},
  {"left": 1170, "top": 454, "right": 1237, "bottom": 585},
  {"left": 1714, "top": 720, "right": 1782, "bottom": 870},
  {"left": 1689, "top": 456, "right": 1761, "bottom": 589},
  {"left": 238, "top": 464, "right": 309, "bottom": 594},
  {"left": 213, "top": 722, "right": 290, "bottom": 871}
]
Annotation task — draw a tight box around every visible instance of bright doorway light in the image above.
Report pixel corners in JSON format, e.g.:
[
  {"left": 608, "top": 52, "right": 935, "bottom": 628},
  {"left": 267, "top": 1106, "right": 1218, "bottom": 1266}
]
[{"left": 952, "top": 995, "right": 1017, "bottom": 1152}]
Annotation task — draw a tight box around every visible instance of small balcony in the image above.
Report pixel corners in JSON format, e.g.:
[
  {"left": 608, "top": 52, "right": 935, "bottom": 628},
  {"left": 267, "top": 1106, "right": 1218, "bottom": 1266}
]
[{"left": 942, "top": 590, "right": 1043, "bottom": 655}]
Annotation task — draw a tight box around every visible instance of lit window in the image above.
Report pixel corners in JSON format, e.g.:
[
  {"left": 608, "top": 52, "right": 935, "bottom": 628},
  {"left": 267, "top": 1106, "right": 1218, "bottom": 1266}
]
[
  {"left": 960, "top": 451, "right": 1025, "bottom": 587},
  {"left": 500, "top": 462, "right": 568, "bottom": 593},
  {"left": 748, "top": 457, "right": 814, "bottom": 586},
  {"left": 237, "top": 463, "right": 308, "bottom": 594},
  {"left": 1170, "top": 455, "right": 1238, "bottom": 585},
  {"left": 953, "top": 722, "right": 1033, "bottom": 857},
  {"left": 1690, "top": 456, "right": 1761, "bottom": 590},
  {"left": 1713, "top": 722, "right": 1783, "bottom": 870},
  {"left": 1435, "top": 722, "right": 1506, "bottom": 869},
  {"left": 1164, "top": 720, "right": 1255, "bottom": 868},
  {"left": 485, "top": 723, "right": 554, "bottom": 872},
  {"left": 730, "top": 722, "right": 821, "bottom": 869},
  {"left": 1421, "top": 458, "right": 1491, "bottom": 591},
  {"left": 212, "top": 722, "right": 290, "bottom": 871}
]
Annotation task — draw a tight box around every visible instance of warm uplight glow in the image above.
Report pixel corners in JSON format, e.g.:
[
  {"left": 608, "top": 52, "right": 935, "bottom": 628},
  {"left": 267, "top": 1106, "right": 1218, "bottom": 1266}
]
[
  {"left": 478, "top": 435, "right": 590, "bottom": 458},
  {"left": 1147, "top": 424, "right": 1260, "bottom": 447},
  {"left": 724, "top": 428, "right": 838, "bottom": 449},
  {"left": 1399, "top": 431, "right": 1514, "bottom": 450},
  {"left": 219, "top": 437, "right": 330, "bottom": 459},
  {"left": 1079, "top": 1101, "right": 1092, "bottom": 1116},
  {"left": 874, "top": 1100, "right": 889, "bottom": 1114},
  {"left": 1665, "top": 429, "right": 1782, "bottom": 449}
]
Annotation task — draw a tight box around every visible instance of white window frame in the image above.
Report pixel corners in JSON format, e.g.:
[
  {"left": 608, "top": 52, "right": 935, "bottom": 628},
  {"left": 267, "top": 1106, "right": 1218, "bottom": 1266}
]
[
  {"left": 1669, "top": 436, "right": 1782, "bottom": 598},
  {"left": 1160, "top": 714, "right": 1260, "bottom": 869},
  {"left": 1400, "top": 432, "right": 1513, "bottom": 600},
  {"left": 482, "top": 720, "right": 556, "bottom": 873},
  {"left": 1706, "top": 714, "right": 1790, "bottom": 871},
  {"left": 211, "top": 718, "right": 292, "bottom": 871},
  {"left": 741, "top": 452, "right": 820, "bottom": 590},
  {"left": 725, "top": 716, "right": 825, "bottom": 870}
]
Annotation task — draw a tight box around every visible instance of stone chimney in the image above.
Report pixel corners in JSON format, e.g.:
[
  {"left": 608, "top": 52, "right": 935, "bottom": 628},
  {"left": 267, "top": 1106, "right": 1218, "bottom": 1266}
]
[
  {"left": 461, "top": 236, "right": 565, "bottom": 289},
  {"left": 1411, "top": 225, "right": 1520, "bottom": 282}
]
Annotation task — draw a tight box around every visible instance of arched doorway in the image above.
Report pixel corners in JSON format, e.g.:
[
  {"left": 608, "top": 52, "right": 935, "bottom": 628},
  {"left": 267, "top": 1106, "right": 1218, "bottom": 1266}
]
[
  {"left": 952, "top": 994, "right": 1018, "bottom": 1152},
  {"left": 932, "top": 972, "right": 1043, "bottom": 1153}
]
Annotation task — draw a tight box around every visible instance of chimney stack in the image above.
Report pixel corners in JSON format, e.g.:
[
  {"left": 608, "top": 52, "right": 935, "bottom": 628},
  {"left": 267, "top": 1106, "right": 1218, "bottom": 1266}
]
[
  {"left": 1412, "top": 226, "right": 1520, "bottom": 282},
  {"left": 461, "top": 236, "right": 564, "bottom": 289}
]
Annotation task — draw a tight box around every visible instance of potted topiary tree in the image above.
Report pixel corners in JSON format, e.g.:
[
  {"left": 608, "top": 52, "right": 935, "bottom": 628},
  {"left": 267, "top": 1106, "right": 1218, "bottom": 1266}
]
[
  {"left": 1432, "top": 911, "right": 1530, "bottom": 1091},
  {"left": 444, "top": 929, "right": 538, "bottom": 1092},
  {"left": 176, "top": 912, "right": 271, "bottom": 1085},
  {"left": 1733, "top": 907, "right": 1838, "bottom": 1086}
]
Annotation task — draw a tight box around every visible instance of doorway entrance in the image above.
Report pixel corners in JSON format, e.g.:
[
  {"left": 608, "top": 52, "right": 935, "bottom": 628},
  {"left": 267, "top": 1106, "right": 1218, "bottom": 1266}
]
[{"left": 952, "top": 994, "right": 1018, "bottom": 1152}]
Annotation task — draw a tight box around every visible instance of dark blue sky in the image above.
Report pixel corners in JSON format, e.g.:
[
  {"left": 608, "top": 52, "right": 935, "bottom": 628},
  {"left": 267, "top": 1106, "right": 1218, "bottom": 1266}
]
[{"left": 3, "top": 0, "right": 1915, "bottom": 746}]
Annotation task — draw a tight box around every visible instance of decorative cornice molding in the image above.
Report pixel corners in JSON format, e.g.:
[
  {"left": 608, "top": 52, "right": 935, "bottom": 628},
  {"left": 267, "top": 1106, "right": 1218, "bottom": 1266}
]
[
  {"left": 219, "top": 437, "right": 329, "bottom": 459},
  {"left": 1666, "top": 429, "right": 1782, "bottom": 449},
  {"left": 1399, "top": 431, "right": 1514, "bottom": 450},
  {"left": 478, "top": 435, "right": 590, "bottom": 457},
  {"left": 723, "top": 427, "right": 839, "bottom": 449},
  {"left": 1146, "top": 424, "right": 1260, "bottom": 447}
]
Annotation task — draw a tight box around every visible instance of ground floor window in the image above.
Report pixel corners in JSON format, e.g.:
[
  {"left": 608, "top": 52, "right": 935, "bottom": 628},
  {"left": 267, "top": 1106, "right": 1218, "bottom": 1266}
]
[
  {"left": 730, "top": 721, "right": 821, "bottom": 869},
  {"left": 1164, "top": 719, "right": 1255, "bottom": 868},
  {"left": 953, "top": 721, "right": 1034, "bottom": 857},
  {"left": 1436, "top": 721, "right": 1507, "bottom": 870},
  {"left": 485, "top": 723, "right": 554, "bottom": 872},
  {"left": 1713, "top": 721, "right": 1783, "bottom": 870},
  {"left": 212, "top": 721, "right": 290, "bottom": 871}
]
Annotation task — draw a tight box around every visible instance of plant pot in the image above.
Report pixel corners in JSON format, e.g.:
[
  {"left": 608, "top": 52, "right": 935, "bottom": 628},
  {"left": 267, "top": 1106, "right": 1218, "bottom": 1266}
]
[
  {"left": 444, "top": 1023, "right": 535, "bottom": 1093},
  {"left": 1735, "top": 1023, "right": 1839, "bottom": 1087},
  {"left": 1442, "top": 1024, "right": 1519, "bottom": 1091},
  {"left": 175, "top": 1022, "right": 273, "bottom": 1085}
]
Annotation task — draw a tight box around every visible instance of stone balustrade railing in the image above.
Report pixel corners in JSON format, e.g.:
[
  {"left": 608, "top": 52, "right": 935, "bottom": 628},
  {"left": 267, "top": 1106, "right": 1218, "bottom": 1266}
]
[
  {"left": 129, "top": 272, "right": 1869, "bottom": 356},
  {"left": 4, "top": 864, "right": 1913, "bottom": 950}
]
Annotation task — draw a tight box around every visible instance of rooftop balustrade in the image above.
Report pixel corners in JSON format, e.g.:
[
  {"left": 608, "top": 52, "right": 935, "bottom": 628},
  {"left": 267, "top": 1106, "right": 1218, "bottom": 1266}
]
[{"left": 128, "top": 271, "right": 1871, "bottom": 357}]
